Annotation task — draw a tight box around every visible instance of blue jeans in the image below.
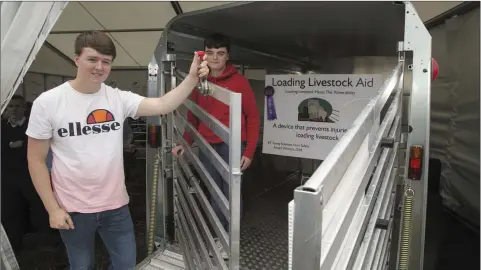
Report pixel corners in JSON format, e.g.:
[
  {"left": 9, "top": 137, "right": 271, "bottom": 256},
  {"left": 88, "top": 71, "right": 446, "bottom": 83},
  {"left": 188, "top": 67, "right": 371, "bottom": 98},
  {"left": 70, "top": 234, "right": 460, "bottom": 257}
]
[
  {"left": 198, "top": 142, "right": 245, "bottom": 232},
  {"left": 59, "top": 205, "right": 136, "bottom": 270}
]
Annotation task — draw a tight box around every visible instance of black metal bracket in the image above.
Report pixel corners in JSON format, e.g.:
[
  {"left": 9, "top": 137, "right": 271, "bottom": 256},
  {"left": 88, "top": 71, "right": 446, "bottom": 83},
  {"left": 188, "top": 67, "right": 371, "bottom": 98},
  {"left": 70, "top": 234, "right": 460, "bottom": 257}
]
[{"left": 375, "top": 218, "right": 390, "bottom": 230}]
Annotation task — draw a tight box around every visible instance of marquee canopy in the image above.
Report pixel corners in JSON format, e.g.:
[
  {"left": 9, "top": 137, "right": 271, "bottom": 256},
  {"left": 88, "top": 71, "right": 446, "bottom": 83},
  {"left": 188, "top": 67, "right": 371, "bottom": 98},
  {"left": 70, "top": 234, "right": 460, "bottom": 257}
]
[{"left": 45, "top": 1, "right": 464, "bottom": 68}]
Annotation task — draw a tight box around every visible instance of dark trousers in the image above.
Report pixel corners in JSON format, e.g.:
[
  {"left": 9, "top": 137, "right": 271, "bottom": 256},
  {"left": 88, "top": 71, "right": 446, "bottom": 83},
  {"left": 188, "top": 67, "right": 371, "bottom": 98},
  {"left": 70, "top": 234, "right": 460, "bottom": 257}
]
[
  {"left": 198, "top": 142, "right": 246, "bottom": 232},
  {"left": 1, "top": 171, "right": 50, "bottom": 253}
]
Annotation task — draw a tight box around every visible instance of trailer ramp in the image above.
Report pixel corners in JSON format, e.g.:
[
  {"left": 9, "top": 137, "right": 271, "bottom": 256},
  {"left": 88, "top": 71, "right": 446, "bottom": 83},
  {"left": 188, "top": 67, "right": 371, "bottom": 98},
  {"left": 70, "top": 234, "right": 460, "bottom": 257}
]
[{"left": 137, "top": 247, "right": 185, "bottom": 270}]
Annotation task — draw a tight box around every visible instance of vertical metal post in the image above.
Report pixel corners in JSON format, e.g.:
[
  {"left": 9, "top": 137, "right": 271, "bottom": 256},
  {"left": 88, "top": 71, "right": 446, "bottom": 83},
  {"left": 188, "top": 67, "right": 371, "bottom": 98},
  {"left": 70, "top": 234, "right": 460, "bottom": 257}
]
[
  {"left": 163, "top": 53, "right": 177, "bottom": 241},
  {"left": 146, "top": 56, "right": 165, "bottom": 247},
  {"left": 291, "top": 186, "right": 323, "bottom": 270},
  {"left": 388, "top": 41, "right": 406, "bottom": 270},
  {"left": 228, "top": 92, "right": 243, "bottom": 269},
  {"left": 169, "top": 55, "right": 179, "bottom": 243},
  {"left": 396, "top": 41, "right": 405, "bottom": 160},
  {"left": 397, "top": 3, "right": 432, "bottom": 269}
]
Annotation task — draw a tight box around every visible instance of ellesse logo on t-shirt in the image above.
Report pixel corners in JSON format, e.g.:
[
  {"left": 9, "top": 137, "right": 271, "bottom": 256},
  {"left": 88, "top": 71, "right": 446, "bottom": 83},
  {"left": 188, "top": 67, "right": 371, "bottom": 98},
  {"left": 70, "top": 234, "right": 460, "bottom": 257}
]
[{"left": 57, "top": 109, "right": 121, "bottom": 137}]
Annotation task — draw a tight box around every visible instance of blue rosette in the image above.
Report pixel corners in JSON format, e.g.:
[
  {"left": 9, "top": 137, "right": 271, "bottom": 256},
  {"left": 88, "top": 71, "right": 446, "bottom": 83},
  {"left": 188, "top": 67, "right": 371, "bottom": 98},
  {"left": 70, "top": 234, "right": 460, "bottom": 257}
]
[{"left": 264, "top": 86, "right": 277, "bottom": 121}]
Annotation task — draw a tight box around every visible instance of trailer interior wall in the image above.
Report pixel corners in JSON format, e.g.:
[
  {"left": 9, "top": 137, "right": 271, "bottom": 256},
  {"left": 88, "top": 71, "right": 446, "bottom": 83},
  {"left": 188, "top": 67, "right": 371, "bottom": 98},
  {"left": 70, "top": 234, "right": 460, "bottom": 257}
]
[{"left": 428, "top": 7, "right": 480, "bottom": 229}]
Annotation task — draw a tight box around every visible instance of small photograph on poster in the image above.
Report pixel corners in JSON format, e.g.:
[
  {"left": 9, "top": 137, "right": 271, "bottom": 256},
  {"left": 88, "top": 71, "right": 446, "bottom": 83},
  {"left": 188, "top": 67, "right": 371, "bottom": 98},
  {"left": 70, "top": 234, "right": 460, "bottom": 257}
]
[{"left": 297, "top": 98, "right": 337, "bottom": 123}]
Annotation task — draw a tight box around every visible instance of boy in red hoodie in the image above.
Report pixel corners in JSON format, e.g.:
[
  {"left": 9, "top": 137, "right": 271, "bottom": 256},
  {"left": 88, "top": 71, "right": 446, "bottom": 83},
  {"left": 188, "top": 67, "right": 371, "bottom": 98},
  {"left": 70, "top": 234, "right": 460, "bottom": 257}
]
[{"left": 172, "top": 33, "right": 260, "bottom": 259}]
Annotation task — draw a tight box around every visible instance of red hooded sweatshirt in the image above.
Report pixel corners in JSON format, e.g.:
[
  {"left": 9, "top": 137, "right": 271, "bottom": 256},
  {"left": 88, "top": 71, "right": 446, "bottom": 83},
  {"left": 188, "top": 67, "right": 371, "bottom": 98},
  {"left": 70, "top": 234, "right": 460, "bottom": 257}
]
[{"left": 183, "top": 64, "right": 260, "bottom": 160}]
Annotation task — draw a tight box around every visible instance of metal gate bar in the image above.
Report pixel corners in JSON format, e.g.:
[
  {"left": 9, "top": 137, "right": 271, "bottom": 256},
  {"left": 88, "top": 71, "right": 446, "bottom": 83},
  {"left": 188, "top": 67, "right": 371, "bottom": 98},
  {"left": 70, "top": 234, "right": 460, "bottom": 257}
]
[
  {"left": 174, "top": 113, "right": 230, "bottom": 219},
  {"left": 174, "top": 183, "right": 217, "bottom": 269},
  {"left": 174, "top": 166, "right": 228, "bottom": 268},
  {"left": 175, "top": 110, "right": 230, "bottom": 184},
  {"left": 175, "top": 150, "right": 229, "bottom": 252},
  {"left": 175, "top": 201, "right": 202, "bottom": 267}
]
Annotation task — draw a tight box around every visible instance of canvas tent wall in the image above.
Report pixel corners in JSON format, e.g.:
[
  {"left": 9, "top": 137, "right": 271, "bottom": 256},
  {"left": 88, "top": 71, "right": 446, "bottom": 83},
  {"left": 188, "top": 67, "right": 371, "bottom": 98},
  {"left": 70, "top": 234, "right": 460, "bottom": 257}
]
[
  {"left": 428, "top": 5, "right": 480, "bottom": 229},
  {"left": 1, "top": 1, "right": 68, "bottom": 113},
  {"left": 3, "top": 1, "right": 470, "bottom": 104}
]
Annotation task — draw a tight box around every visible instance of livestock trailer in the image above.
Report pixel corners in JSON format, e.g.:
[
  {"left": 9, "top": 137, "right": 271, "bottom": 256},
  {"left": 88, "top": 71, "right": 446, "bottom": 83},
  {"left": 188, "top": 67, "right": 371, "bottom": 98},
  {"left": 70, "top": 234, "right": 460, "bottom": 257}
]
[
  {"left": 0, "top": 1, "right": 434, "bottom": 270},
  {"left": 138, "top": 1, "right": 433, "bottom": 270}
]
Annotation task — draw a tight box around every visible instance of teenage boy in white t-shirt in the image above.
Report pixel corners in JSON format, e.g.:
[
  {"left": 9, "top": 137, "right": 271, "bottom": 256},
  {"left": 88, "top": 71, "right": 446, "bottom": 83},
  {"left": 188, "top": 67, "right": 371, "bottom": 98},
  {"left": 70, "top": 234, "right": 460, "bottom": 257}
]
[{"left": 26, "top": 31, "right": 209, "bottom": 269}]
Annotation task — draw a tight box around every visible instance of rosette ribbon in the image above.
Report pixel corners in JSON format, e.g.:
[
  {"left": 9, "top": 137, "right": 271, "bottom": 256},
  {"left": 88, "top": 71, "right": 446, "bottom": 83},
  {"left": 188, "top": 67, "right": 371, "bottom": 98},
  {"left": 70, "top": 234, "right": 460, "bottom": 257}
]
[{"left": 264, "top": 86, "right": 277, "bottom": 121}]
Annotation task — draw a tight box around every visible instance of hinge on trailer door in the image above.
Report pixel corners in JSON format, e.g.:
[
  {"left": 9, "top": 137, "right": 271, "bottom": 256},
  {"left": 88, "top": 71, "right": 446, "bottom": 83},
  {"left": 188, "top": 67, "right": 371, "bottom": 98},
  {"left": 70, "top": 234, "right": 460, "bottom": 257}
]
[{"left": 148, "top": 63, "right": 158, "bottom": 77}]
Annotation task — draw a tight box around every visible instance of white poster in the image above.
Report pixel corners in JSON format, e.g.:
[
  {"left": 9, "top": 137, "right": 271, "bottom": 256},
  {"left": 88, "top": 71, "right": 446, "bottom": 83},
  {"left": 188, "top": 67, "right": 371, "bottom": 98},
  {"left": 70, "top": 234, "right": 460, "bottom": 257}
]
[{"left": 262, "top": 74, "right": 382, "bottom": 160}]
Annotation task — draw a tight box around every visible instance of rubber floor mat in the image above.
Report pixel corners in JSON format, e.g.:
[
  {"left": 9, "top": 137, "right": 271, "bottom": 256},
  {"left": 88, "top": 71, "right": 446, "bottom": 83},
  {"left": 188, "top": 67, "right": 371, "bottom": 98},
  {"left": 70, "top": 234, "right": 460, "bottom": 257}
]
[{"left": 239, "top": 179, "right": 300, "bottom": 270}]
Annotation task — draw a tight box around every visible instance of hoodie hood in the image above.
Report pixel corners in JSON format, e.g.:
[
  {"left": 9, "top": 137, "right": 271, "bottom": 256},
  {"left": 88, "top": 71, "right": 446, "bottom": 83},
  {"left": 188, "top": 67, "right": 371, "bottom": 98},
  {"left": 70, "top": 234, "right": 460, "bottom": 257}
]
[{"left": 208, "top": 64, "right": 238, "bottom": 82}]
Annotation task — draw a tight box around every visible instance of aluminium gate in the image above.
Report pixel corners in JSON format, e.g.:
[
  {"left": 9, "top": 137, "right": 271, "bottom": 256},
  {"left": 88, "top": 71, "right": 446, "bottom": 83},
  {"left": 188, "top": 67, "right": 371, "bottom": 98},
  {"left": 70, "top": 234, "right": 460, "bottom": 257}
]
[{"left": 146, "top": 51, "right": 243, "bottom": 269}]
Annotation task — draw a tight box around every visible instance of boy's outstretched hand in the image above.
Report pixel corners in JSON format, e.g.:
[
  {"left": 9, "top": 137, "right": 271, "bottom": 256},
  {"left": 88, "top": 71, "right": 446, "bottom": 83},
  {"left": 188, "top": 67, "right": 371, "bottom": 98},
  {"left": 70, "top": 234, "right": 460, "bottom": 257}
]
[{"left": 189, "top": 51, "right": 209, "bottom": 79}]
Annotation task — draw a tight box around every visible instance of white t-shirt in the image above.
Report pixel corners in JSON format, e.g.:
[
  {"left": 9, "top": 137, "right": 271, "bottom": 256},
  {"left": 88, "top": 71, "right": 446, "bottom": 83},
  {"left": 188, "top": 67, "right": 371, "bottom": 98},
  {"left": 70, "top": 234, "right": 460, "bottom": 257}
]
[{"left": 26, "top": 82, "right": 145, "bottom": 213}]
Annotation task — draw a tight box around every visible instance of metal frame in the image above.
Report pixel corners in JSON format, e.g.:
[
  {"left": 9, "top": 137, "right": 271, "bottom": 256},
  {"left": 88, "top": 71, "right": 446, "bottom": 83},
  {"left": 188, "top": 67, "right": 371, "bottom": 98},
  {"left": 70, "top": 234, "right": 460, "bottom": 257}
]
[
  {"left": 146, "top": 55, "right": 168, "bottom": 248},
  {"left": 289, "top": 2, "right": 431, "bottom": 270},
  {"left": 396, "top": 3, "right": 432, "bottom": 270}
]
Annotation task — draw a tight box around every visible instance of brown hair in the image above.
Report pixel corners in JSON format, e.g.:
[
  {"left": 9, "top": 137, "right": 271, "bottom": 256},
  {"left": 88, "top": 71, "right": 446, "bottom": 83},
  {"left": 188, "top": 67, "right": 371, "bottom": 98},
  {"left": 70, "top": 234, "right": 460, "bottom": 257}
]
[
  {"left": 74, "top": 31, "right": 116, "bottom": 60},
  {"left": 204, "top": 33, "right": 230, "bottom": 53}
]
